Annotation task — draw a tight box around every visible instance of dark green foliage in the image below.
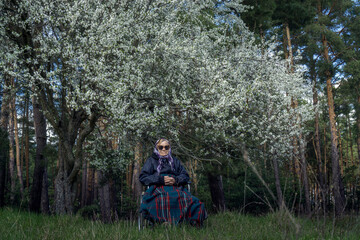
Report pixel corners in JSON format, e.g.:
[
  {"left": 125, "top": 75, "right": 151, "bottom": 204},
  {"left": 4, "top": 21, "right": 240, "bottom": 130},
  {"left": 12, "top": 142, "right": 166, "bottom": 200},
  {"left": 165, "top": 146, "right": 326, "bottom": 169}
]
[
  {"left": 272, "top": 0, "right": 316, "bottom": 30},
  {"left": 241, "top": 0, "right": 277, "bottom": 34},
  {"left": 77, "top": 204, "right": 101, "bottom": 220}
]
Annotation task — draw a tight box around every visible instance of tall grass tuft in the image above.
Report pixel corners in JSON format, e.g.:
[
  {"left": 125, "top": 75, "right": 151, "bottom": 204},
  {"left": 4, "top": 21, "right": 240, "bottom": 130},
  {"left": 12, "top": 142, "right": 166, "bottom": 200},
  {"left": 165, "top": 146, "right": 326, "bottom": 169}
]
[{"left": 1, "top": 208, "right": 360, "bottom": 239}]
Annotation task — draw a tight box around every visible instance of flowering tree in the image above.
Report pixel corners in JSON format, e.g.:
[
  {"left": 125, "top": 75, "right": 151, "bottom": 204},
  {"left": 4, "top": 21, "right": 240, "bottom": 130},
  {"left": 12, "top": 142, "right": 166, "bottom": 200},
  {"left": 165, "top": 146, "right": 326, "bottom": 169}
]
[{"left": 1, "top": 0, "right": 312, "bottom": 214}]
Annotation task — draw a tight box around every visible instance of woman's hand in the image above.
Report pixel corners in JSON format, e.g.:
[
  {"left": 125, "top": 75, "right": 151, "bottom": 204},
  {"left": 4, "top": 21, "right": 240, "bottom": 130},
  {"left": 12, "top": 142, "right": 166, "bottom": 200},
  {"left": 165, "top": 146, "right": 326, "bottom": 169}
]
[{"left": 164, "top": 176, "right": 176, "bottom": 185}]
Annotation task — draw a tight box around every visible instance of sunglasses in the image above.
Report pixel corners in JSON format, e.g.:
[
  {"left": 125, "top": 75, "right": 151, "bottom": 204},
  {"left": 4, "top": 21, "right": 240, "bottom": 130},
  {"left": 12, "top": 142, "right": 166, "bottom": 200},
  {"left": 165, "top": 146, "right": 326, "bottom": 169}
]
[{"left": 158, "top": 145, "right": 170, "bottom": 150}]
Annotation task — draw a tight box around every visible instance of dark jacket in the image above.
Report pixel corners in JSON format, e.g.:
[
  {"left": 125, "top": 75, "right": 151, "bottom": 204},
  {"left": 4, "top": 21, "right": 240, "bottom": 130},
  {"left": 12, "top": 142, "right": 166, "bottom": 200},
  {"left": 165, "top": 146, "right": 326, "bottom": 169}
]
[{"left": 139, "top": 153, "right": 190, "bottom": 186}]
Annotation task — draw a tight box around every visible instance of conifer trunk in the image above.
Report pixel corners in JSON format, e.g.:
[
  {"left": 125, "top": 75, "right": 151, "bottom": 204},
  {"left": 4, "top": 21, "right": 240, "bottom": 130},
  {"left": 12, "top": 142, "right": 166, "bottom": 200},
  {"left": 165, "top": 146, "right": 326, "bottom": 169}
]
[
  {"left": 25, "top": 95, "right": 30, "bottom": 190},
  {"left": 356, "top": 95, "right": 360, "bottom": 165},
  {"left": 13, "top": 93, "right": 24, "bottom": 196},
  {"left": 338, "top": 129, "right": 344, "bottom": 175},
  {"left": 8, "top": 91, "right": 16, "bottom": 202},
  {"left": 347, "top": 116, "right": 354, "bottom": 165},
  {"left": 299, "top": 135, "right": 311, "bottom": 214},
  {"left": 321, "top": 33, "right": 346, "bottom": 216},
  {"left": 20, "top": 99, "right": 25, "bottom": 188},
  {"left": 0, "top": 77, "right": 11, "bottom": 207},
  {"left": 284, "top": 22, "right": 311, "bottom": 214},
  {"left": 313, "top": 76, "right": 326, "bottom": 212}
]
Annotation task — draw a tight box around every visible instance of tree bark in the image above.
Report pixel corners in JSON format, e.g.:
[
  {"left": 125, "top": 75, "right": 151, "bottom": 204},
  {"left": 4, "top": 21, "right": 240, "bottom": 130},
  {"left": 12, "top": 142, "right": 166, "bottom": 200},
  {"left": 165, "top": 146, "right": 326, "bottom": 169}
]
[
  {"left": 126, "top": 163, "right": 133, "bottom": 195},
  {"left": 41, "top": 169, "right": 50, "bottom": 214},
  {"left": 272, "top": 155, "right": 284, "bottom": 210},
  {"left": 338, "top": 128, "right": 344, "bottom": 175},
  {"left": 132, "top": 141, "right": 142, "bottom": 202},
  {"left": 81, "top": 157, "right": 88, "bottom": 208},
  {"left": 20, "top": 98, "right": 26, "bottom": 188},
  {"left": 299, "top": 135, "right": 311, "bottom": 215},
  {"left": 321, "top": 33, "right": 346, "bottom": 216},
  {"left": 0, "top": 77, "right": 11, "bottom": 207},
  {"left": 0, "top": 128, "right": 9, "bottom": 207},
  {"left": 97, "top": 170, "right": 113, "bottom": 223},
  {"left": 313, "top": 76, "right": 326, "bottom": 212},
  {"left": 284, "top": 22, "right": 294, "bottom": 71},
  {"left": 29, "top": 96, "right": 47, "bottom": 212},
  {"left": 13, "top": 92, "right": 24, "bottom": 196},
  {"left": 357, "top": 95, "right": 360, "bottom": 165},
  {"left": 86, "top": 163, "right": 95, "bottom": 205},
  {"left": 207, "top": 172, "right": 226, "bottom": 212},
  {"left": 191, "top": 158, "right": 199, "bottom": 195},
  {"left": 54, "top": 141, "right": 74, "bottom": 214},
  {"left": 25, "top": 95, "right": 30, "bottom": 190},
  {"left": 316, "top": 0, "right": 346, "bottom": 216},
  {"left": 8, "top": 91, "right": 16, "bottom": 202},
  {"left": 347, "top": 115, "right": 354, "bottom": 166},
  {"left": 52, "top": 109, "right": 98, "bottom": 214}
]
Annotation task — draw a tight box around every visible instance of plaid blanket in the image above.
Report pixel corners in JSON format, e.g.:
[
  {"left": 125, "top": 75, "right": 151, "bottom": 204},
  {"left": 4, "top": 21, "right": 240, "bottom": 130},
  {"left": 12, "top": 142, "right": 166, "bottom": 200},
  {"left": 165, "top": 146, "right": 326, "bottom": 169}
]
[{"left": 140, "top": 177, "right": 207, "bottom": 225}]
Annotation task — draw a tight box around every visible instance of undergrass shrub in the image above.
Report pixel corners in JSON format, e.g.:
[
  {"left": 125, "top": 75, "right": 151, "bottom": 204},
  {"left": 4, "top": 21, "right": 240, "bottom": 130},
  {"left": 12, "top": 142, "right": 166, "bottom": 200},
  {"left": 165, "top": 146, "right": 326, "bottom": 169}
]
[
  {"left": 77, "top": 204, "right": 101, "bottom": 220},
  {"left": 116, "top": 191, "right": 138, "bottom": 220}
]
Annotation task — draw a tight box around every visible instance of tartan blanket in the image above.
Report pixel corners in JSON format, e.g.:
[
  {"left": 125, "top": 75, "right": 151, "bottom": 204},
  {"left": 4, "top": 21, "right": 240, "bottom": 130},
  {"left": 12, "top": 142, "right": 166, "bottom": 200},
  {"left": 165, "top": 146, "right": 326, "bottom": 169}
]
[{"left": 140, "top": 176, "right": 207, "bottom": 225}]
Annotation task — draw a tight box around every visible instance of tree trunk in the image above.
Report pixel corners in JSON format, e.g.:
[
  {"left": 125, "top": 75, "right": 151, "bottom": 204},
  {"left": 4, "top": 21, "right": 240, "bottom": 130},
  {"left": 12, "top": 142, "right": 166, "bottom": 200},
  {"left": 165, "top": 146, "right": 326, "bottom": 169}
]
[
  {"left": 191, "top": 158, "right": 199, "bottom": 195},
  {"left": 324, "top": 127, "right": 328, "bottom": 186},
  {"left": 126, "top": 163, "right": 133, "bottom": 194},
  {"left": 0, "top": 128, "right": 9, "bottom": 207},
  {"left": 321, "top": 33, "right": 346, "bottom": 216},
  {"left": 299, "top": 135, "right": 311, "bottom": 215},
  {"left": 52, "top": 109, "right": 98, "bottom": 214},
  {"left": 25, "top": 95, "right": 30, "bottom": 190},
  {"left": 207, "top": 172, "right": 226, "bottom": 212},
  {"left": 316, "top": 0, "right": 345, "bottom": 216},
  {"left": 13, "top": 93, "right": 24, "bottom": 196},
  {"left": 29, "top": 96, "right": 47, "bottom": 212},
  {"left": 347, "top": 115, "right": 354, "bottom": 165},
  {"left": 282, "top": 27, "right": 289, "bottom": 60},
  {"left": 313, "top": 77, "right": 326, "bottom": 212},
  {"left": 54, "top": 141, "right": 76, "bottom": 214},
  {"left": 81, "top": 157, "right": 88, "bottom": 208},
  {"left": 132, "top": 141, "right": 142, "bottom": 202},
  {"left": 338, "top": 128, "right": 344, "bottom": 175},
  {"left": 86, "top": 163, "right": 95, "bottom": 205},
  {"left": 8, "top": 93, "right": 16, "bottom": 202},
  {"left": 357, "top": 95, "right": 360, "bottom": 165},
  {"left": 41, "top": 168, "right": 50, "bottom": 214},
  {"left": 272, "top": 154, "right": 284, "bottom": 210},
  {"left": 284, "top": 22, "right": 294, "bottom": 71},
  {"left": 97, "top": 170, "right": 113, "bottom": 223},
  {"left": 0, "top": 77, "right": 11, "bottom": 207}
]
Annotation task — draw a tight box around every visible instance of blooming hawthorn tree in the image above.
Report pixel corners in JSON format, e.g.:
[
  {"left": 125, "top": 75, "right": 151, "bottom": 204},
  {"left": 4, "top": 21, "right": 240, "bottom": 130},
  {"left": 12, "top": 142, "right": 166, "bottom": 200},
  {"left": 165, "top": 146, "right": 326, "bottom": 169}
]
[{"left": 1, "top": 0, "right": 313, "bottom": 214}]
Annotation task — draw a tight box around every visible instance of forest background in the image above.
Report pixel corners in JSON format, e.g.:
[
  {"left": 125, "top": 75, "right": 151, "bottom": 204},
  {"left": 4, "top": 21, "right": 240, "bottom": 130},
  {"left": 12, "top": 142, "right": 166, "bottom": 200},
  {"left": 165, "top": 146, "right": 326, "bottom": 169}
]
[{"left": 1, "top": 0, "right": 360, "bottom": 226}]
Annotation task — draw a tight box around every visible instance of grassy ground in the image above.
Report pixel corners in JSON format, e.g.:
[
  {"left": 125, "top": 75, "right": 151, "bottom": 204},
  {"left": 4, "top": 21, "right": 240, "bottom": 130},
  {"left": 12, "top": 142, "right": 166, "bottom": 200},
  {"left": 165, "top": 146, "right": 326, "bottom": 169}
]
[{"left": 1, "top": 208, "right": 360, "bottom": 240}]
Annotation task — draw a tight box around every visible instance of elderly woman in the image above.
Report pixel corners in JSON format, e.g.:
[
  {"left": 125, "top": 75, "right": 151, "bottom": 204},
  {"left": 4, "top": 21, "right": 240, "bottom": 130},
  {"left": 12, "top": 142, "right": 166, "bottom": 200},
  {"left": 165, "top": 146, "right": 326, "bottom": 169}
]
[{"left": 139, "top": 138, "right": 207, "bottom": 226}]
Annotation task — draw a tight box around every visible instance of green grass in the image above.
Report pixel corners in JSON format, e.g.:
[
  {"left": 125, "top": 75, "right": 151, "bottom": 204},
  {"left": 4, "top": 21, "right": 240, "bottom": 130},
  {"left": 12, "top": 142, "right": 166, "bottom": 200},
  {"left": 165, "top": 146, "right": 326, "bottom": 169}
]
[{"left": 1, "top": 208, "right": 360, "bottom": 240}]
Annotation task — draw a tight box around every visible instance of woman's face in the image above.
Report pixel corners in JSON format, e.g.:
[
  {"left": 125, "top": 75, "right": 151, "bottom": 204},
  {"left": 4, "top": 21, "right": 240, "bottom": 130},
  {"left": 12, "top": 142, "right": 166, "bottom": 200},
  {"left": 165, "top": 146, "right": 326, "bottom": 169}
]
[{"left": 157, "top": 140, "right": 170, "bottom": 156}]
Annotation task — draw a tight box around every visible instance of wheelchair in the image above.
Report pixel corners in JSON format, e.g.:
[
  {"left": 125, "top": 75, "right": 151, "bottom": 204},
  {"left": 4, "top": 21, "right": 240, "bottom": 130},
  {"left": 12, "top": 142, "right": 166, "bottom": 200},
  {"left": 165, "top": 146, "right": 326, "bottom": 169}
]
[{"left": 137, "top": 182, "right": 191, "bottom": 230}]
